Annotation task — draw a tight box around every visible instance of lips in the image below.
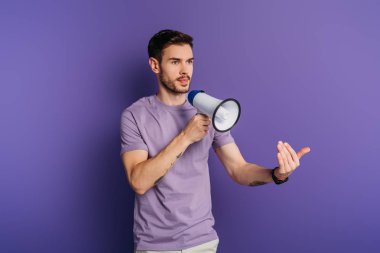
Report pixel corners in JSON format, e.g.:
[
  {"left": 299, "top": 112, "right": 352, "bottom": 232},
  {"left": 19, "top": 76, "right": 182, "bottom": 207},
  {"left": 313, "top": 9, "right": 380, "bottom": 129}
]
[{"left": 178, "top": 78, "right": 189, "bottom": 83}]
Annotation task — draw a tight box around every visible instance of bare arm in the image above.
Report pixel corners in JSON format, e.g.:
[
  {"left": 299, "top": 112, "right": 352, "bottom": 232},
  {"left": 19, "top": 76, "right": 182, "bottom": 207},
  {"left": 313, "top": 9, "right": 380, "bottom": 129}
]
[
  {"left": 215, "top": 141, "right": 311, "bottom": 186},
  {"left": 214, "top": 143, "right": 274, "bottom": 186},
  {"left": 121, "top": 114, "right": 211, "bottom": 195},
  {"left": 122, "top": 132, "right": 190, "bottom": 195}
]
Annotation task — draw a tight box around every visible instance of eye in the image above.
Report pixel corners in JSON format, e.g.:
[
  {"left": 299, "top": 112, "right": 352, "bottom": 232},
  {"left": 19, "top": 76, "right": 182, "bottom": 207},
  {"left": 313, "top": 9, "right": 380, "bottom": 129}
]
[
  {"left": 187, "top": 60, "right": 194, "bottom": 64},
  {"left": 171, "top": 61, "right": 179, "bottom": 65}
]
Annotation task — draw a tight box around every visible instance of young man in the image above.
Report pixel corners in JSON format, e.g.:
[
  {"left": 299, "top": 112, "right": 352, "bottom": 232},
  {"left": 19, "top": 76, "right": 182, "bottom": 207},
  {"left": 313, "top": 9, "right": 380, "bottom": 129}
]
[{"left": 120, "top": 29, "right": 311, "bottom": 253}]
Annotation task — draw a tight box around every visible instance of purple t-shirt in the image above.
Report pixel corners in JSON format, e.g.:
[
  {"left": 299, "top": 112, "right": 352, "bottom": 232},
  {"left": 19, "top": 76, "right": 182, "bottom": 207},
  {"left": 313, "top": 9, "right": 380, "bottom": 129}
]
[{"left": 120, "top": 94, "right": 235, "bottom": 251}]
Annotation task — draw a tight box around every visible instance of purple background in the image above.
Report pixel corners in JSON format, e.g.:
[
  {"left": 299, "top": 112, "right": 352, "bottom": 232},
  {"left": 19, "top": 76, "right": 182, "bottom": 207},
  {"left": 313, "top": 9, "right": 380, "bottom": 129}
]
[{"left": 1, "top": 0, "right": 379, "bottom": 252}]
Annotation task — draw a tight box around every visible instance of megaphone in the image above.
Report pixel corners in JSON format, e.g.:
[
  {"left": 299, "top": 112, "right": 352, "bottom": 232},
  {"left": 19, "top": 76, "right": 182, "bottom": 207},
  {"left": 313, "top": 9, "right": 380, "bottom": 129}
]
[{"left": 188, "top": 90, "right": 241, "bottom": 132}]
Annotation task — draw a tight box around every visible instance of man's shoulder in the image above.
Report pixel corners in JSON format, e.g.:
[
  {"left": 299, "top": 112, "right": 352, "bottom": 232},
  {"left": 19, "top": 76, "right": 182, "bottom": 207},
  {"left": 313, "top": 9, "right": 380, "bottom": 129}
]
[{"left": 122, "top": 95, "right": 154, "bottom": 115}]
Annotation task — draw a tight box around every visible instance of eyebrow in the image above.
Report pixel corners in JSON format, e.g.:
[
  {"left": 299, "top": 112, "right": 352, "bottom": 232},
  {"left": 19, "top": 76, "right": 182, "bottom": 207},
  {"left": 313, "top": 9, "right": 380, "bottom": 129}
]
[{"left": 168, "top": 57, "right": 194, "bottom": 61}]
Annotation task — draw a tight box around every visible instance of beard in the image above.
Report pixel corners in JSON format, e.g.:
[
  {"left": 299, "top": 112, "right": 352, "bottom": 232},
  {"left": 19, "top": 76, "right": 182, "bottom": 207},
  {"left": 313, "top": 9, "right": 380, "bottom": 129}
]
[{"left": 159, "top": 71, "right": 191, "bottom": 94}]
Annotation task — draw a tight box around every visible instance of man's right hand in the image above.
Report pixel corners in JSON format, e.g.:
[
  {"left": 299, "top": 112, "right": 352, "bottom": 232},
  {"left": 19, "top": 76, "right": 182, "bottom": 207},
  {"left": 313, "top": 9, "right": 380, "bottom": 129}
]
[{"left": 182, "top": 114, "right": 211, "bottom": 144}]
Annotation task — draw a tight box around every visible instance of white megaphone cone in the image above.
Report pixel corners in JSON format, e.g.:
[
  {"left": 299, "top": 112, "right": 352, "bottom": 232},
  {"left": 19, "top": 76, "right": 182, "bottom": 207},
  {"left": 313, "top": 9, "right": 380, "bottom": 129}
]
[{"left": 188, "top": 90, "right": 241, "bottom": 132}]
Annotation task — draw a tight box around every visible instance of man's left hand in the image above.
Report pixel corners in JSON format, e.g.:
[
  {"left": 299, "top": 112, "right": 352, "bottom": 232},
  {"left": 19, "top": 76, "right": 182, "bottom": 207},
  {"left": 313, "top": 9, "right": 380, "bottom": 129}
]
[{"left": 275, "top": 141, "right": 311, "bottom": 180}]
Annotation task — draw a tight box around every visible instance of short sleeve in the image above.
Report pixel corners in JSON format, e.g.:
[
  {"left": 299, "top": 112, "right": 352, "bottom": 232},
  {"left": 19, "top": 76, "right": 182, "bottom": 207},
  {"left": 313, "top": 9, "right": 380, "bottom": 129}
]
[
  {"left": 120, "top": 109, "right": 148, "bottom": 156},
  {"left": 212, "top": 129, "right": 235, "bottom": 150}
]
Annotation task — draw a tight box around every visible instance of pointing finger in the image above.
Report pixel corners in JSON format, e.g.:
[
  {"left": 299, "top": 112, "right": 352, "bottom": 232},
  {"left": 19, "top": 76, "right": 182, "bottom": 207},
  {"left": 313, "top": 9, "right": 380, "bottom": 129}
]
[
  {"left": 196, "top": 113, "right": 209, "bottom": 119},
  {"left": 284, "top": 142, "right": 300, "bottom": 167}
]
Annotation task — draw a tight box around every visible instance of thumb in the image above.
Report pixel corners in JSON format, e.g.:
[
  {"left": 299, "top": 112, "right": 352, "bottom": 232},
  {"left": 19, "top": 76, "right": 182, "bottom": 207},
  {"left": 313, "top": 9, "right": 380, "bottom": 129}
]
[{"left": 297, "top": 146, "right": 311, "bottom": 159}]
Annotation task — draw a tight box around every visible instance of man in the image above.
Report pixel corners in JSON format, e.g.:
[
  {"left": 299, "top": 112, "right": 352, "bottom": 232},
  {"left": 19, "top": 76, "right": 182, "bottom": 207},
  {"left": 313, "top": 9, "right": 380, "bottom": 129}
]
[{"left": 120, "top": 29, "right": 311, "bottom": 253}]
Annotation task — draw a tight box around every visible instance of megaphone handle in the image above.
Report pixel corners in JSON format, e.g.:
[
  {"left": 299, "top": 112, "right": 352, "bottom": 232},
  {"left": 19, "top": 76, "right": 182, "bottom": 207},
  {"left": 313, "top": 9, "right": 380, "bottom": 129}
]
[{"left": 195, "top": 109, "right": 208, "bottom": 117}]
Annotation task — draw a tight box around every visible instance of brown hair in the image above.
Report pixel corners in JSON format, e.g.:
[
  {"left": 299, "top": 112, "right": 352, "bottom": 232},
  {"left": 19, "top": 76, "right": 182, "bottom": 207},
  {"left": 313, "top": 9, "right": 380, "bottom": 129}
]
[{"left": 148, "top": 29, "right": 193, "bottom": 63}]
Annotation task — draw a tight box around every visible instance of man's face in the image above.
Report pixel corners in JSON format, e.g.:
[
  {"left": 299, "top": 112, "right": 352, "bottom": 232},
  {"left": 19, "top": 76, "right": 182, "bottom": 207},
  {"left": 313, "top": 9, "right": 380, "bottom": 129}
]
[{"left": 157, "top": 44, "right": 194, "bottom": 94}]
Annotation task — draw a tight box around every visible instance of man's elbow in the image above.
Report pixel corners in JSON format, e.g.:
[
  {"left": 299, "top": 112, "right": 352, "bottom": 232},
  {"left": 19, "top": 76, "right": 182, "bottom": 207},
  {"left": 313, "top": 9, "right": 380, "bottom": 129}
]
[
  {"left": 128, "top": 167, "right": 149, "bottom": 195},
  {"left": 130, "top": 177, "right": 153, "bottom": 196},
  {"left": 225, "top": 166, "right": 237, "bottom": 183},
  {"left": 229, "top": 162, "right": 248, "bottom": 185},
  {"left": 134, "top": 188, "right": 147, "bottom": 196},
  {"left": 130, "top": 181, "right": 148, "bottom": 196}
]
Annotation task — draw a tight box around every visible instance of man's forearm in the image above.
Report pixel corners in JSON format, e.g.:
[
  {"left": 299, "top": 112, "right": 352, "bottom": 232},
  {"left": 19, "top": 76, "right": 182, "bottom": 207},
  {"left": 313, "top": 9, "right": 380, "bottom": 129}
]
[
  {"left": 131, "top": 131, "right": 191, "bottom": 194},
  {"left": 233, "top": 163, "right": 274, "bottom": 186}
]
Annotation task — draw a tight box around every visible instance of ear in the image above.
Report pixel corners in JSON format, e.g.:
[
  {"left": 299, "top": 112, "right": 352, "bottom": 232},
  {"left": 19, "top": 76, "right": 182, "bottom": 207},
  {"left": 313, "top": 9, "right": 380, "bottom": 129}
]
[{"left": 149, "top": 57, "right": 160, "bottom": 74}]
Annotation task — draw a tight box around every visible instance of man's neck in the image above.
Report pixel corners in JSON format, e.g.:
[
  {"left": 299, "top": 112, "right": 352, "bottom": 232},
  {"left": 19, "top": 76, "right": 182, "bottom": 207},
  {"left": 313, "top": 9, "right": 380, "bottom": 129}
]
[{"left": 156, "top": 91, "right": 187, "bottom": 106}]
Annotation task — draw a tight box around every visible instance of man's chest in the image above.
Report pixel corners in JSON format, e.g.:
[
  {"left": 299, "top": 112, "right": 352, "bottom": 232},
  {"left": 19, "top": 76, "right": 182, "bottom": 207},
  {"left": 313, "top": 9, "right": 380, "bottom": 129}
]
[{"left": 137, "top": 109, "right": 214, "bottom": 158}]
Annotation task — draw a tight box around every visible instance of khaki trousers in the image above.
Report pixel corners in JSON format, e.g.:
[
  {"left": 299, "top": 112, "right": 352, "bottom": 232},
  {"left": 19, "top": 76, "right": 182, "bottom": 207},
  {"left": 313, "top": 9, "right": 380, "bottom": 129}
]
[{"left": 135, "top": 239, "right": 219, "bottom": 253}]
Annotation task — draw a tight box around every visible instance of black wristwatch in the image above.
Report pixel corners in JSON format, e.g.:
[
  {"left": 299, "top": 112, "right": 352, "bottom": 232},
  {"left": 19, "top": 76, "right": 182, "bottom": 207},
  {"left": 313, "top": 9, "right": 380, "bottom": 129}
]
[{"left": 271, "top": 167, "right": 289, "bottom": 185}]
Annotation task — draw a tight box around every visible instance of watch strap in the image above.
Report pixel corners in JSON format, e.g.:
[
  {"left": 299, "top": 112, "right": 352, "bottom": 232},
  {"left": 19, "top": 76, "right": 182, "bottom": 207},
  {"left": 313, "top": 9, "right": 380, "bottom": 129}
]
[{"left": 271, "top": 167, "right": 289, "bottom": 185}]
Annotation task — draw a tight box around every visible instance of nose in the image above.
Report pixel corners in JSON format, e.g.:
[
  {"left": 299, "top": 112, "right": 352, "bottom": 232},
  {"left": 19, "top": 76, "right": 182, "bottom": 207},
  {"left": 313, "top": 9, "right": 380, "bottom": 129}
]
[{"left": 180, "top": 62, "right": 191, "bottom": 76}]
